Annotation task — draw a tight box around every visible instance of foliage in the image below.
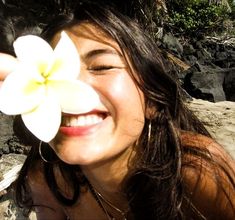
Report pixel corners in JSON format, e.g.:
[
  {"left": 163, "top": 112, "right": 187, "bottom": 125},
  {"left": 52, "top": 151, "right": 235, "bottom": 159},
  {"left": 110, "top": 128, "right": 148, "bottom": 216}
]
[
  {"left": 228, "top": 0, "right": 235, "bottom": 19},
  {"left": 165, "top": 0, "right": 232, "bottom": 36}
]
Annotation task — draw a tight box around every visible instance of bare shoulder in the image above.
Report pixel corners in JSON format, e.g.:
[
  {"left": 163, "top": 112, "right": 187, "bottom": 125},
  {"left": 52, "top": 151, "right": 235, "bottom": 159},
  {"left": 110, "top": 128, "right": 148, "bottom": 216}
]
[
  {"left": 181, "top": 132, "right": 235, "bottom": 219},
  {"left": 27, "top": 161, "right": 68, "bottom": 220},
  {"left": 27, "top": 161, "right": 108, "bottom": 220}
]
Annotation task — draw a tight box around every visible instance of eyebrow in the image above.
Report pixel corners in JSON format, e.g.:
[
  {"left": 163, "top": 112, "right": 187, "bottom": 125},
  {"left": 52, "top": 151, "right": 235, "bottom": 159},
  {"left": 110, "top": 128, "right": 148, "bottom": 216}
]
[{"left": 82, "top": 48, "right": 122, "bottom": 60}]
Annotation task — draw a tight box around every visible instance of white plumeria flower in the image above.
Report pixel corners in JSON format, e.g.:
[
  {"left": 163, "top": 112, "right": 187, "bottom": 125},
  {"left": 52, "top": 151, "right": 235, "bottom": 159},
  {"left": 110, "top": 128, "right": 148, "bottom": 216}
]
[{"left": 0, "top": 31, "right": 99, "bottom": 142}]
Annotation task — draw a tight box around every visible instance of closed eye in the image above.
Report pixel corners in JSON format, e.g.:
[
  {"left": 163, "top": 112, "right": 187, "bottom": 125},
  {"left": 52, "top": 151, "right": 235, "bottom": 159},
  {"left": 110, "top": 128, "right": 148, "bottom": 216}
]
[{"left": 89, "top": 65, "right": 115, "bottom": 71}]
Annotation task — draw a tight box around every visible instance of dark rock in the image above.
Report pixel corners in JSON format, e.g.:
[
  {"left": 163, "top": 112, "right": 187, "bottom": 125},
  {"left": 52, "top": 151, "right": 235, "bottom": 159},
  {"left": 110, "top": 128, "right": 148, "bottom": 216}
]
[
  {"left": 224, "top": 68, "right": 235, "bottom": 101},
  {"left": 7, "top": 136, "right": 30, "bottom": 155},
  {"left": 173, "top": 34, "right": 235, "bottom": 102},
  {"left": 183, "top": 44, "right": 196, "bottom": 55},
  {"left": 203, "top": 40, "right": 235, "bottom": 69},
  {"left": 0, "top": 114, "right": 14, "bottom": 149},
  {"left": 183, "top": 63, "right": 226, "bottom": 102},
  {"left": 194, "top": 41, "right": 203, "bottom": 50},
  {"left": 1, "top": 146, "right": 10, "bottom": 155},
  {"left": 163, "top": 33, "right": 183, "bottom": 56},
  {"left": 184, "top": 55, "right": 198, "bottom": 65},
  {"left": 214, "top": 51, "right": 229, "bottom": 68},
  {"left": 230, "top": 50, "right": 235, "bottom": 59},
  {"left": 227, "top": 50, "right": 235, "bottom": 68},
  {"left": 196, "top": 49, "right": 213, "bottom": 63},
  {"left": 215, "top": 50, "right": 228, "bottom": 60},
  {"left": 0, "top": 114, "right": 30, "bottom": 156}
]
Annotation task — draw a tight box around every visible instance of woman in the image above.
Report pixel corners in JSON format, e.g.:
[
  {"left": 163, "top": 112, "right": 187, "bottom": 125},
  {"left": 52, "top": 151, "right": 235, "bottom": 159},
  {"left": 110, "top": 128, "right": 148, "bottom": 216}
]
[{"left": 0, "top": 1, "right": 235, "bottom": 219}]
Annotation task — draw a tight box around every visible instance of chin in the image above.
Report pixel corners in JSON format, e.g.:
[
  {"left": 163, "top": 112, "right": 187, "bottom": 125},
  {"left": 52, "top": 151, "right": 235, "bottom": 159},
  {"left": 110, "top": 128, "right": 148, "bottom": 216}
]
[{"left": 51, "top": 143, "right": 103, "bottom": 166}]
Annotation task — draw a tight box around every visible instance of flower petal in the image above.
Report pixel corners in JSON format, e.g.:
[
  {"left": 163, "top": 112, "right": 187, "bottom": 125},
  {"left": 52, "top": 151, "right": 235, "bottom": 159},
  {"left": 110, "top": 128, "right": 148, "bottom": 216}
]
[
  {"left": 21, "top": 92, "right": 61, "bottom": 142},
  {"left": 13, "top": 35, "right": 54, "bottom": 73},
  {"left": 48, "top": 80, "right": 100, "bottom": 114},
  {"left": 48, "top": 31, "right": 80, "bottom": 80},
  {"left": 0, "top": 71, "right": 45, "bottom": 115}
]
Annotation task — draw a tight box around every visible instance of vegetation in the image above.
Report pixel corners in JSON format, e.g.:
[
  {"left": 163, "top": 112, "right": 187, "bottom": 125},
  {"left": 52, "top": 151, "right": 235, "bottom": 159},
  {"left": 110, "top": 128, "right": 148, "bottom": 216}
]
[
  {"left": 228, "top": 0, "right": 235, "bottom": 19},
  {"left": 164, "top": 0, "right": 235, "bottom": 36}
]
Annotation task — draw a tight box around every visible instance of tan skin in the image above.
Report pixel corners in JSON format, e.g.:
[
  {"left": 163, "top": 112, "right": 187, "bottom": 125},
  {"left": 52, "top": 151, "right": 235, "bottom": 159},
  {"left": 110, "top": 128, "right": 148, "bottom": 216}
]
[
  {"left": 26, "top": 133, "right": 235, "bottom": 220},
  {"left": 181, "top": 133, "right": 235, "bottom": 219},
  {"left": 1, "top": 23, "right": 235, "bottom": 219}
]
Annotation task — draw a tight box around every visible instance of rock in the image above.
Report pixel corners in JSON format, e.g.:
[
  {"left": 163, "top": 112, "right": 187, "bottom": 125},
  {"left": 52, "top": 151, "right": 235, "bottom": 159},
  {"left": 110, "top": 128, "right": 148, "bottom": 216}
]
[
  {"left": 0, "top": 190, "right": 36, "bottom": 220},
  {"left": 0, "top": 154, "right": 26, "bottom": 193},
  {"left": 187, "top": 99, "right": 235, "bottom": 159},
  {"left": 0, "top": 113, "right": 14, "bottom": 155},
  {"left": 162, "top": 33, "right": 184, "bottom": 56},
  {"left": 0, "top": 114, "right": 31, "bottom": 156},
  {"left": 0, "top": 154, "right": 36, "bottom": 220},
  {"left": 200, "top": 37, "right": 235, "bottom": 69},
  {"left": 183, "top": 44, "right": 196, "bottom": 55},
  {"left": 169, "top": 35, "right": 235, "bottom": 103},
  {"left": 224, "top": 68, "right": 235, "bottom": 101},
  {"left": 184, "top": 55, "right": 198, "bottom": 66},
  {"left": 183, "top": 63, "right": 226, "bottom": 102},
  {"left": 196, "top": 48, "right": 213, "bottom": 63}
]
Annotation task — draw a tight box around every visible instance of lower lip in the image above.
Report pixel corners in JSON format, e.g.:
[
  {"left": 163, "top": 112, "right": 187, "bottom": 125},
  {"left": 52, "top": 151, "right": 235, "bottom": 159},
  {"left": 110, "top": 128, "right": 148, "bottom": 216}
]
[{"left": 59, "top": 123, "right": 101, "bottom": 137}]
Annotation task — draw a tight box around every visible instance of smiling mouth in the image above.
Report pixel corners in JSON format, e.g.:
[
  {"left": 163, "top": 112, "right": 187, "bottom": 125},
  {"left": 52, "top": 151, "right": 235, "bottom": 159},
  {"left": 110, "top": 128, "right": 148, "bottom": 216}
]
[
  {"left": 61, "top": 112, "right": 107, "bottom": 127},
  {"left": 60, "top": 112, "right": 108, "bottom": 137}
]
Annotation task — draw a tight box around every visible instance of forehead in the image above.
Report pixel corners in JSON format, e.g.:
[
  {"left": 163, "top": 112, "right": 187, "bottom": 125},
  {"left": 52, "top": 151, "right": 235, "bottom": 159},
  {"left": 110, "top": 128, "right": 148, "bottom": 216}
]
[
  {"left": 51, "top": 22, "right": 137, "bottom": 80},
  {"left": 52, "top": 22, "right": 122, "bottom": 54},
  {"left": 68, "top": 22, "right": 110, "bottom": 41}
]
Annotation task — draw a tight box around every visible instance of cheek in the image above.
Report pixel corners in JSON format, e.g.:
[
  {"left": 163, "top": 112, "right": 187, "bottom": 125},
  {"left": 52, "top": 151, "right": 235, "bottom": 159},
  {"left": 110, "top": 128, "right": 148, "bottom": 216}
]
[
  {"left": 100, "top": 73, "right": 144, "bottom": 112},
  {"left": 99, "top": 73, "right": 145, "bottom": 131},
  {"left": 110, "top": 74, "right": 127, "bottom": 94}
]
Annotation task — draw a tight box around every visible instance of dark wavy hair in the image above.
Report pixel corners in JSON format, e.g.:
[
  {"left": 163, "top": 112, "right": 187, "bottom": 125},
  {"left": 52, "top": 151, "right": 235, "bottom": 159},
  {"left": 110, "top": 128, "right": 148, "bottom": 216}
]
[{"left": 1, "top": 0, "right": 233, "bottom": 219}]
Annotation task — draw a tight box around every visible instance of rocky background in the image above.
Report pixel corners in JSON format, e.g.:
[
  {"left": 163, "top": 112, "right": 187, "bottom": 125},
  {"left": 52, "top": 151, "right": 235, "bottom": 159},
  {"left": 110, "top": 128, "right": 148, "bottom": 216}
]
[{"left": 162, "top": 34, "right": 235, "bottom": 102}]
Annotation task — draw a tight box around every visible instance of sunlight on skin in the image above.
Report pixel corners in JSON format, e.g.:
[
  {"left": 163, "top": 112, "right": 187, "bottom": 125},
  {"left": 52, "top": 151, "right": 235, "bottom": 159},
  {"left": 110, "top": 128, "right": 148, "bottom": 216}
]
[
  {"left": 0, "top": 53, "right": 19, "bottom": 81},
  {"left": 0, "top": 32, "right": 100, "bottom": 142}
]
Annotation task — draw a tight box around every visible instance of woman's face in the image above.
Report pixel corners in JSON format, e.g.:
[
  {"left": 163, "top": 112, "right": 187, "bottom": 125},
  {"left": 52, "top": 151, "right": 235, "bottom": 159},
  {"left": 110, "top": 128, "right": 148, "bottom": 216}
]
[{"left": 49, "top": 23, "right": 145, "bottom": 165}]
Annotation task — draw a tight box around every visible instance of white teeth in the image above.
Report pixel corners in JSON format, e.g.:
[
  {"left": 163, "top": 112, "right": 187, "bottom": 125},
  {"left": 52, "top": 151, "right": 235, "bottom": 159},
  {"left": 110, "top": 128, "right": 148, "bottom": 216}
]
[
  {"left": 62, "top": 114, "right": 103, "bottom": 127},
  {"left": 77, "top": 116, "right": 86, "bottom": 126}
]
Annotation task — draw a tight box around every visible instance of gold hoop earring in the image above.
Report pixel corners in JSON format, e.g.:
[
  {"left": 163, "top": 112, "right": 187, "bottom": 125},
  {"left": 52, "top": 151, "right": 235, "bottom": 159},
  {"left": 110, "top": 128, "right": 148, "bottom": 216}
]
[{"left": 39, "top": 141, "right": 58, "bottom": 163}]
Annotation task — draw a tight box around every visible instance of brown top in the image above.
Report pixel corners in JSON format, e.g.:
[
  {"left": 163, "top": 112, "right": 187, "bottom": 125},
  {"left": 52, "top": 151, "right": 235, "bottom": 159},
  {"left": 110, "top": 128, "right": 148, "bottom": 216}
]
[{"left": 27, "top": 132, "right": 235, "bottom": 220}]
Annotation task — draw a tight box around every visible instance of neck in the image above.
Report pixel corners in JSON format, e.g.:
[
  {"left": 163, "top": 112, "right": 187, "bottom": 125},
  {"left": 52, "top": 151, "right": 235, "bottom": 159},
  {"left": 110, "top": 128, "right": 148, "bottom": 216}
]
[{"left": 80, "top": 147, "right": 134, "bottom": 210}]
